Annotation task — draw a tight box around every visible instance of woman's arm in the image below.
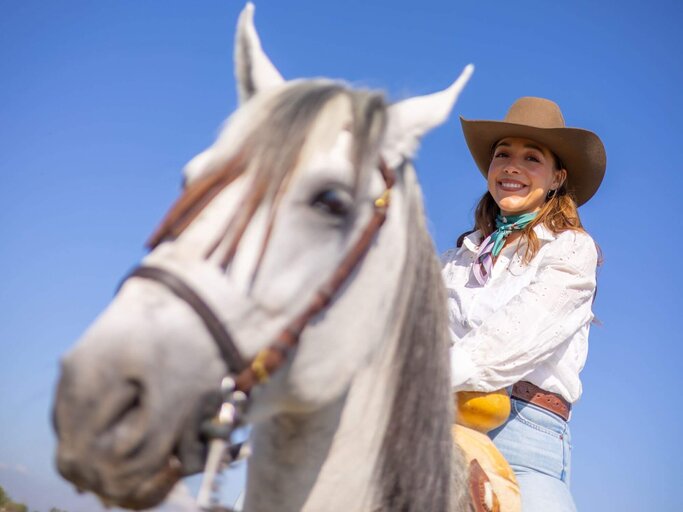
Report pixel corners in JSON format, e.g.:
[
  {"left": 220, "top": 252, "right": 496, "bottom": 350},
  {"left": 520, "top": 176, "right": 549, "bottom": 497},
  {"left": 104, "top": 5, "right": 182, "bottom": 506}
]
[{"left": 450, "top": 231, "right": 598, "bottom": 392}]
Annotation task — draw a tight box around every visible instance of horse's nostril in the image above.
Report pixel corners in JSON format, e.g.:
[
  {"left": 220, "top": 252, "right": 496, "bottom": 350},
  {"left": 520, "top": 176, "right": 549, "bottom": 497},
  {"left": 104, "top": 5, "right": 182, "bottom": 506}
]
[
  {"left": 102, "top": 379, "right": 144, "bottom": 433},
  {"left": 95, "top": 378, "right": 153, "bottom": 460}
]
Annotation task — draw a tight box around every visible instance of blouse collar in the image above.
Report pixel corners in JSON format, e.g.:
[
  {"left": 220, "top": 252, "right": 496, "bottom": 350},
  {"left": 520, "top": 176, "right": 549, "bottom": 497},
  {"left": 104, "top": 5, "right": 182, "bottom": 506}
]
[{"left": 458, "top": 224, "right": 556, "bottom": 255}]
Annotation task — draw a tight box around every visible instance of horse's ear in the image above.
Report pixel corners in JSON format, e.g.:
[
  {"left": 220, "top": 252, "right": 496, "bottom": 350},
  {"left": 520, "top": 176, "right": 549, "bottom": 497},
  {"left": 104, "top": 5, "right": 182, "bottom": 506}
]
[
  {"left": 235, "top": 3, "right": 285, "bottom": 104},
  {"left": 382, "top": 64, "right": 474, "bottom": 168}
]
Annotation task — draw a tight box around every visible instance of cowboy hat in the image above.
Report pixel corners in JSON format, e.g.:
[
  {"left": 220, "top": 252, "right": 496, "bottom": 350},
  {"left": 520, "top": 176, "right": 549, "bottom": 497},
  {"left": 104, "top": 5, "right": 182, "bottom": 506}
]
[{"left": 460, "top": 97, "right": 606, "bottom": 206}]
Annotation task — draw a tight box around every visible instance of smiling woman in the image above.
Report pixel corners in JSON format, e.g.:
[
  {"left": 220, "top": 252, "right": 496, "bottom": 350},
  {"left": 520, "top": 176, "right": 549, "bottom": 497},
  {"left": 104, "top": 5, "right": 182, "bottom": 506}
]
[
  {"left": 442, "top": 96, "right": 607, "bottom": 511},
  {"left": 488, "top": 138, "right": 566, "bottom": 217}
]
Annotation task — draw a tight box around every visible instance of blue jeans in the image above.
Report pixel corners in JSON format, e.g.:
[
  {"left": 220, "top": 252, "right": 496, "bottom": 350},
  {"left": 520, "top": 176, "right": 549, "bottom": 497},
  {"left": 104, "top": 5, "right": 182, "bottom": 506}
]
[{"left": 489, "top": 398, "right": 576, "bottom": 512}]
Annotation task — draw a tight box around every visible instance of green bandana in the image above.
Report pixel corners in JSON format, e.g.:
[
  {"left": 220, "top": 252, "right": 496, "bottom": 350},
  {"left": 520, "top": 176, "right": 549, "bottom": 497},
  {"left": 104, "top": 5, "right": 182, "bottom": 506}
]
[
  {"left": 489, "top": 212, "right": 538, "bottom": 258},
  {"left": 472, "top": 211, "right": 538, "bottom": 285}
]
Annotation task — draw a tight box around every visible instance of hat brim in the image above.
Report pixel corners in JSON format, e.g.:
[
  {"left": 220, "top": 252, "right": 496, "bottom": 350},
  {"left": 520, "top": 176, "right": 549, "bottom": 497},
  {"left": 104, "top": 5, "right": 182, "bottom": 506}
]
[{"left": 460, "top": 117, "right": 606, "bottom": 206}]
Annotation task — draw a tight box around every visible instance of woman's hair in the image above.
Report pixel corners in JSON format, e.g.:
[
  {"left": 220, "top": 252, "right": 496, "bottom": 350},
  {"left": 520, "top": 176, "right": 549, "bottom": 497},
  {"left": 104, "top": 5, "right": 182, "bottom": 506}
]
[{"left": 459, "top": 152, "right": 594, "bottom": 264}]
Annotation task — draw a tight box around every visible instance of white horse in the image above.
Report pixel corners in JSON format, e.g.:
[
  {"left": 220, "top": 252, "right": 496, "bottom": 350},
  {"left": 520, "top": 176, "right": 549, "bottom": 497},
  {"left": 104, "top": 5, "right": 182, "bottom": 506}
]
[{"left": 53, "top": 4, "right": 475, "bottom": 511}]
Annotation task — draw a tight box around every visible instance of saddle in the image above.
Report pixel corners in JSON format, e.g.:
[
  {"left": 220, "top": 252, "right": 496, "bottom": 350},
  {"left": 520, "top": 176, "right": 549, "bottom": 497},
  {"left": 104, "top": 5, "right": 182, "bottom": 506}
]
[{"left": 452, "top": 390, "right": 521, "bottom": 512}]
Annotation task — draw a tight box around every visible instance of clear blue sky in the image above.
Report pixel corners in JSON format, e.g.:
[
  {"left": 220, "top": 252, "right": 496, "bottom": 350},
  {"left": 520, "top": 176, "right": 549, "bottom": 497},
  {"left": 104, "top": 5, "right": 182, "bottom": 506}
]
[{"left": 1, "top": 1, "right": 681, "bottom": 511}]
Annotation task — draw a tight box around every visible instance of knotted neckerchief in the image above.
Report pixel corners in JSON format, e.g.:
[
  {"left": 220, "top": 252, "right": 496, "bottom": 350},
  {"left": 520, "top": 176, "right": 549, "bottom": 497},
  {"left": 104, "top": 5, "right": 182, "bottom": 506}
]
[{"left": 472, "top": 211, "right": 538, "bottom": 285}]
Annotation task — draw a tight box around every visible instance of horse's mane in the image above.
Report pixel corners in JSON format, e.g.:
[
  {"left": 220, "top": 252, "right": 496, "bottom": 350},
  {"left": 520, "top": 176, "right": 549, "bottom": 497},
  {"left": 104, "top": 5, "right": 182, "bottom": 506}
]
[{"left": 377, "top": 171, "right": 468, "bottom": 511}]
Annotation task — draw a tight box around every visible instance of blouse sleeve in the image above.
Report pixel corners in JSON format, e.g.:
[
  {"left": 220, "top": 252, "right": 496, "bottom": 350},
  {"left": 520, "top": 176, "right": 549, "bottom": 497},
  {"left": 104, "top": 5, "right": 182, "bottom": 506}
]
[{"left": 450, "top": 231, "right": 598, "bottom": 392}]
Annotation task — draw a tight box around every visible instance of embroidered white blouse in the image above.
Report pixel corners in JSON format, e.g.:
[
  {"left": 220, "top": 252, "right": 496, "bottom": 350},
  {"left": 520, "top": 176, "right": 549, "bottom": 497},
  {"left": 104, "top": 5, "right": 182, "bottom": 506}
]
[{"left": 440, "top": 225, "right": 598, "bottom": 403}]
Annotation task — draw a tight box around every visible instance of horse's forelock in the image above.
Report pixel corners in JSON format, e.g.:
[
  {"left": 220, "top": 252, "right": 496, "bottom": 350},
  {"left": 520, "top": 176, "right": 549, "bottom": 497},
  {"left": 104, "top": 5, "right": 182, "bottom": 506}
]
[
  {"left": 241, "top": 81, "right": 387, "bottom": 208},
  {"left": 147, "top": 81, "right": 387, "bottom": 266}
]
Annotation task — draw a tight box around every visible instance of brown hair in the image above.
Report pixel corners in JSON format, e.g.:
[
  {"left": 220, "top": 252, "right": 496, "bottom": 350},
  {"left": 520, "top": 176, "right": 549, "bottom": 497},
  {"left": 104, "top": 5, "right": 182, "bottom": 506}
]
[{"left": 458, "top": 151, "right": 597, "bottom": 264}]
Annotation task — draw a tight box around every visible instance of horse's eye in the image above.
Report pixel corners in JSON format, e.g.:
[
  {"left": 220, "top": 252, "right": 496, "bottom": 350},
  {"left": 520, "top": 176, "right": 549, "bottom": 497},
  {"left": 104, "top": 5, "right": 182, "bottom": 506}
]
[{"left": 311, "top": 189, "right": 353, "bottom": 217}]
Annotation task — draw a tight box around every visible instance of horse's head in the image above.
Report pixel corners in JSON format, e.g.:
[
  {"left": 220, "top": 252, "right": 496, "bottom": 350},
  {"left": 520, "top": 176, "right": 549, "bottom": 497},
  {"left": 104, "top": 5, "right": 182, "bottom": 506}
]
[{"left": 53, "top": 4, "right": 472, "bottom": 509}]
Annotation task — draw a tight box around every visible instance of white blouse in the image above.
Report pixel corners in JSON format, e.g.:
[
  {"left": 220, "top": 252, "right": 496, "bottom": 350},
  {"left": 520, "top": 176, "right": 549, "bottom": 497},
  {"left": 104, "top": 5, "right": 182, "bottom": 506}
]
[{"left": 440, "top": 225, "right": 598, "bottom": 403}]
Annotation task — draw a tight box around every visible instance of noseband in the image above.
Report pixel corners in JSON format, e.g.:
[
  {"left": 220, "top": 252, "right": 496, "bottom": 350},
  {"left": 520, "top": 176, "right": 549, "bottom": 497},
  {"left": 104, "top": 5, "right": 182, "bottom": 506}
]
[{"left": 126, "top": 265, "right": 249, "bottom": 372}]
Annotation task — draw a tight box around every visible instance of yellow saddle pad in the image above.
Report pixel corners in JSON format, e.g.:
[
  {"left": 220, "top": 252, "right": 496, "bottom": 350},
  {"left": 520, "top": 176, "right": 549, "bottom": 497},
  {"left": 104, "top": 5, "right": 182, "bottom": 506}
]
[{"left": 453, "top": 390, "right": 521, "bottom": 512}]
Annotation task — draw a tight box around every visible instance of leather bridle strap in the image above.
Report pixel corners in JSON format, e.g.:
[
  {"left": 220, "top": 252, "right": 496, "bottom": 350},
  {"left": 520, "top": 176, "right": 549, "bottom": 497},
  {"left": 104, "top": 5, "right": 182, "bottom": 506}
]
[
  {"left": 125, "top": 159, "right": 395, "bottom": 396},
  {"left": 233, "top": 159, "right": 396, "bottom": 394},
  {"left": 125, "top": 265, "right": 248, "bottom": 373}
]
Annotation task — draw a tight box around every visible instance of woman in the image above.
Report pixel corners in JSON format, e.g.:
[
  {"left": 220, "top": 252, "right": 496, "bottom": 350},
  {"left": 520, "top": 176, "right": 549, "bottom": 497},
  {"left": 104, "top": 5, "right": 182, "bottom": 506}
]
[{"left": 442, "top": 97, "right": 606, "bottom": 511}]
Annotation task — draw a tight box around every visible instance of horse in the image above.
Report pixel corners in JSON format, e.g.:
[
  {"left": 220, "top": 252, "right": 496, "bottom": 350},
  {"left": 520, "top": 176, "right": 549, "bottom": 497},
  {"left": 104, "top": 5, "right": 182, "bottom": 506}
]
[{"left": 52, "top": 4, "right": 477, "bottom": 511}]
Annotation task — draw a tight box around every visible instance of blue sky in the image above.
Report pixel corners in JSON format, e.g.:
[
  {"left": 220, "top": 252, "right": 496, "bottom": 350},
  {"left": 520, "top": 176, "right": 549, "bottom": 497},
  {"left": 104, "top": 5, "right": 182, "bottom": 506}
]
[{"left": 1, "top": 1, "right": 681, "bottom": 510}]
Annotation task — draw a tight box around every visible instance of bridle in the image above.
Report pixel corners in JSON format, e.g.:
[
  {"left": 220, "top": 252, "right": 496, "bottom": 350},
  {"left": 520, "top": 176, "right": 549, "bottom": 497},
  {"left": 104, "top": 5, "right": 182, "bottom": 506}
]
[
  {"left": 126, "top": 158, "right": 395, "bottom": 395},
  {"left": 122, "top": 158, "right": 396, "bottom": 510}
]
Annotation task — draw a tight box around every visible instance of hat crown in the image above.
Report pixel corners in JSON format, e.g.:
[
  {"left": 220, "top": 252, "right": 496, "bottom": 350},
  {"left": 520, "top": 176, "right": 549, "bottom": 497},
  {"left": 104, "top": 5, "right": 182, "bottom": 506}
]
[{"left": 504, "top": 97, "right": 566, "bottom": 130}]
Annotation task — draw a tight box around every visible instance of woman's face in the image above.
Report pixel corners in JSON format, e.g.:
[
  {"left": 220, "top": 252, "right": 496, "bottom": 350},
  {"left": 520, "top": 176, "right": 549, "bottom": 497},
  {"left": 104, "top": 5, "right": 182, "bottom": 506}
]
[{"left": 487, "top": 137, "right": 566, "bottom": 216}]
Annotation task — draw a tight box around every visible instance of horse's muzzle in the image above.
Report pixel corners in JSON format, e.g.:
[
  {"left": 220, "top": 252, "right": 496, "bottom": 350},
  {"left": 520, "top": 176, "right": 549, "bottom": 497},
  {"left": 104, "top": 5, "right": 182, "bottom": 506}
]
[{"left": 52, "top": 355, "right": 215, "bottom": 509}]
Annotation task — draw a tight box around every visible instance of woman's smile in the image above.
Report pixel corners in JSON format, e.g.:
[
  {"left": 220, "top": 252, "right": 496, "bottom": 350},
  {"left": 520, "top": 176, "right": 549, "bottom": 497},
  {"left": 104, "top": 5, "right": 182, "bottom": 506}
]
[{"left": 497, "top": 179, "right": 527, "bottom": 192}]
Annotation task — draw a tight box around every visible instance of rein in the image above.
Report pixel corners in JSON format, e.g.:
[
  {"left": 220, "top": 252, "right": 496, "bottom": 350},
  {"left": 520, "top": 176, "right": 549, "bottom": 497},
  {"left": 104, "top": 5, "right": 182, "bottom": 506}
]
[{"left": 122, "top": 158, "right": 396, "bottom": 510}]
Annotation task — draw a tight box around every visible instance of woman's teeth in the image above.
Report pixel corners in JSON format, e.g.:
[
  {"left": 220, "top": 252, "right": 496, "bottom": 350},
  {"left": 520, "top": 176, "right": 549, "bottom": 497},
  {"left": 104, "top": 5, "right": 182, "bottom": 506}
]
[{"left": 499, "top": 182, "right": 525, "bottom": 191}]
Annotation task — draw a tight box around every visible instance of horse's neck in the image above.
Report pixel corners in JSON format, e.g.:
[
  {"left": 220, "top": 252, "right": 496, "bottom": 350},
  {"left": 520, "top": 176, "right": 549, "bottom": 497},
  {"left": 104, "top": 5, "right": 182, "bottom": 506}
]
[
  {"left": 244, "top": 334, "right": 400, "bottom": 512},
  {"left": 243, "top": 180, "right": 466, "bottom": 511}
]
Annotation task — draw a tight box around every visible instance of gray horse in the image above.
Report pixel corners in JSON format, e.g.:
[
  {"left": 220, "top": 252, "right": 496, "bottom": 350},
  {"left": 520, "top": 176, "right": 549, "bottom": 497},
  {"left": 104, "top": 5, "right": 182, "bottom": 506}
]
[{"left": 53, "top": 4, "right": 474, "bottom": 511}]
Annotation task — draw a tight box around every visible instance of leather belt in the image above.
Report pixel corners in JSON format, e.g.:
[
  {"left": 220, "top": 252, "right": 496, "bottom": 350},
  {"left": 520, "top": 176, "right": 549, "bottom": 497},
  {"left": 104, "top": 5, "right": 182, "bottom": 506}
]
[{"left": 511, "top": 381, "right": 571, "bottom": 422}]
